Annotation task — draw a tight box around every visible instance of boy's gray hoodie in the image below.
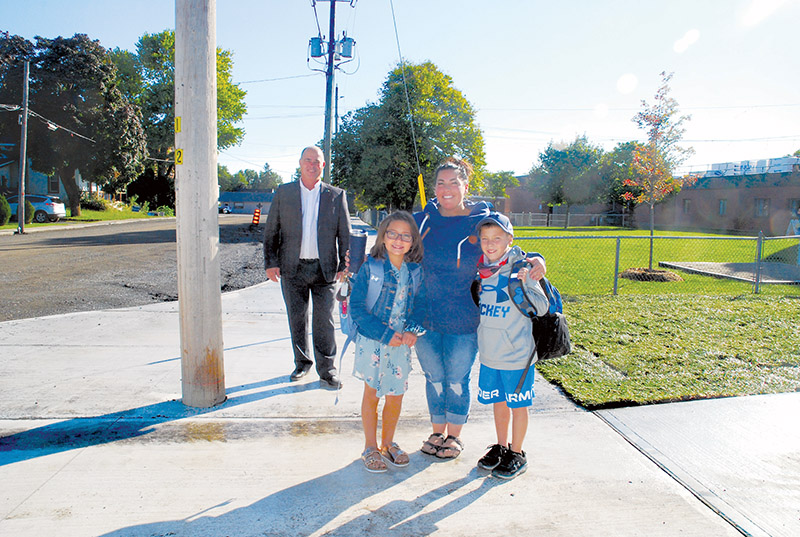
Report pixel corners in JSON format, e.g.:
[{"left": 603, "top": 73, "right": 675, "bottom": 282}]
[{"left": 477, "top": 246, "right": 549, "bottom": 371}]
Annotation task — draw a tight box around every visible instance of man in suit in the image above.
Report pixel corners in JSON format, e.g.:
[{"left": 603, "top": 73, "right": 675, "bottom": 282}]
[{"left": 263, "top": 146, "right": 351, "bottom": 388}]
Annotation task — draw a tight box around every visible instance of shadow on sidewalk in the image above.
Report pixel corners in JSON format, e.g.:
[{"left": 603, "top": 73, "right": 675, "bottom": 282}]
[
  {"left": 0, "top": 375, "right": 324, "bottom": 466},
  {"left": 96, "top": 465, "right": 503, "bottom": 536}
]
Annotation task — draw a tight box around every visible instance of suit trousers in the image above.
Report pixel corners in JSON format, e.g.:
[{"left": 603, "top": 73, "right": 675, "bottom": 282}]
[{"left": 280, "top": 259, "right": 337, "bottom": 376}]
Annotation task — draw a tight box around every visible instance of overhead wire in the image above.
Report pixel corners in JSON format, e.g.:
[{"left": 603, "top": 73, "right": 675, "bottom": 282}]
[
  {"left": 311, "top": 0, "right": 324, "bottom": 39},
  {"left": 238, "top": 73, "right": 319, "bottom": 84},
  {"left": 1, "top": 103, "right": 96, "bottom": 143},
  {"left": 388, "top": 0, "right": 426, "bottom": 207}
]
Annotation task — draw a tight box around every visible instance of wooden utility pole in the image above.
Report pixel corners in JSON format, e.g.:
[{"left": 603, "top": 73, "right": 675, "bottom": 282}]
[
  {"left": 16, "top": 61, "right": 29, "bottom": 234},
  {"left": 174, "top": 0, "right": 226, "bottom": 408}
]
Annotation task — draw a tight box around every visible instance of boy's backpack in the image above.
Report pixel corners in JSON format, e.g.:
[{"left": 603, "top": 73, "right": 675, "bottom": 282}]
[
  {"left": 337, "top": 255, "right": 422, "bottom": 361},
  {"left": 506, "top": 255, "right": 571, "bottom": 393}
]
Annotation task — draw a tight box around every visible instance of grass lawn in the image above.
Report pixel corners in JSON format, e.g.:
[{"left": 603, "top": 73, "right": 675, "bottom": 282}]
[
  {"left": 511, "top": 227, "right": 800, "bottom": 408},
  {"left": 0, "top": 206, "right": 164, "bottom": 231},
  {"left": 539, "top": 294, "right": 800, "bottom": 409}
]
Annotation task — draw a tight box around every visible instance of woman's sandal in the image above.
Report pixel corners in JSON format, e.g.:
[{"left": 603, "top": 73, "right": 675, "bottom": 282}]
[
  {"left": 381, "top": 442, "right": 410, "bottom": 467},
  {"left": 435, "top": 435, "right": 464, "bottom": 460},
  {"left": 420, "top": 432, "right": 445, "bottom": 456},
  {"left": 361, "top": 447, "right": 388, "bottom": 473}
]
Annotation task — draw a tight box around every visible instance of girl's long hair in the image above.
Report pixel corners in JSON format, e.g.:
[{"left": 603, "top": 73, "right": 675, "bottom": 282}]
[{"left": 370, "top": 210, "right": 424, "bottom": 264}]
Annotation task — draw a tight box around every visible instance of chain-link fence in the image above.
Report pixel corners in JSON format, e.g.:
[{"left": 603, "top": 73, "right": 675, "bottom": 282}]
[
  {"left": 510, "top": 212, "right": 628, "bottom": 227},
  {"left": 513, "top": 233, "right": 800, "bottom": 297}
]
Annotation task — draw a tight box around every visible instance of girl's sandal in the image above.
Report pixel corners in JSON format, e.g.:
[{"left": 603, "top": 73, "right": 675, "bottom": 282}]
[
  {"left": 420, "top": 432, "right": 445, "bottom": 456},
  {"left": 381, "top": 442, "right": 410, "bottom": 467},
  {"left": 361, "top": 447, "right": 388, "bottom": 473},
  {"left": 435, "top": 435, "right": 464, "bottom": 460}
]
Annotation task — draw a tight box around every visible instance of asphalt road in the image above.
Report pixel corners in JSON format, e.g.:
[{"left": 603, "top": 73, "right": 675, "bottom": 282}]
[{"left": 0, "top": 215, "right": 266, "bottom": 322}]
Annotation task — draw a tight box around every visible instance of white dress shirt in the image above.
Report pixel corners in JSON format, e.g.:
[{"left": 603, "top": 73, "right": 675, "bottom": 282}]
[{"left": 299, "top": 180, "right": 321, "bottom": 259}]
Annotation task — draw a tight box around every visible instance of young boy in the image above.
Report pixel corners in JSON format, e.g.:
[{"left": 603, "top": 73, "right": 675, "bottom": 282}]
[{"left": 474, "top": 213, "right": 549, "bottom": 479}]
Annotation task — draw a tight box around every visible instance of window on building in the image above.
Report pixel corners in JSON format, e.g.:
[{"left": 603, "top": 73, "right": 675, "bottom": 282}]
[
  {"left": 682, "top": 199, "right": 691, "bottom": 214},
  {"left": 718, "top": 199, "right": 727, "bottom": 216},
  {"left": 233, "top": 202, "right": 244, "bottom": 210},
  {"left": 754, "top": 198, "right": 770, "bottom": 218},
  {"left": 48, "top": 175, "right": 59, "bottom": 194}
]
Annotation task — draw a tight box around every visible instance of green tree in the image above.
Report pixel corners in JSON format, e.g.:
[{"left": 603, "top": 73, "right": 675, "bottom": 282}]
[
  {"left": 332, "top": 61, "right": 485, "bottom": 210},
  {"left": 625, "top": 71, "right": 695, "bottom": 268},
  {"left": 481, "top": 170, "right": 519, "bottom": 208},
  {"left": 528, "top": 135, "right": 602, "bottom": 227},
  {"left": 0, "top": 33, "right": 147, "bottom": 215},
  {"left": 596, "top": 141, "right": 640, "bottom": 217},
  {"left": 251, "top": 162, "right": 283, "bottom": 191},
  {"left": 0, "top": 194, "right": 10, "bottom": 225},
  {"left": 235, "top": 169, "right": 258, "bottom": 188},
  {"left": 112, "top": 30, "right": 246, "bottom": 208},
  {"left": 217, "top": 164, "right": 238, "bottom": 192}
]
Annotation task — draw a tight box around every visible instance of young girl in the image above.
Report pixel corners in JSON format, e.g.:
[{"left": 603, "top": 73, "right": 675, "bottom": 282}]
[{"left": 350, "top": 211, "right": 425, "bottom": 473}]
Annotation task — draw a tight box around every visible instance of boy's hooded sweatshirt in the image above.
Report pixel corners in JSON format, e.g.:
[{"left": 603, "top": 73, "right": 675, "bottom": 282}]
[
  {"left": 414, "top": 199, "right": 492, "bottom": 334},
  {"left": 477, "top": 246, "right": 549, "bottom": 370}
]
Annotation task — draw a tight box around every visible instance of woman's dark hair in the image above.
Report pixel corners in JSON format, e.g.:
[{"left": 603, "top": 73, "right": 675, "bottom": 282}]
[
  {"left": 433, "top": 156, "right": 473, "bottom": 185},
  {"left": 370, "top": 210, "right": 424, "bottom": 263}
]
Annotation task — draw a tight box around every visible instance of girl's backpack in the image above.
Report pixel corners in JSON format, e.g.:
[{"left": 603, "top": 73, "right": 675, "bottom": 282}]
[{"left": 336, "top": 256, "right": 422, "bottom": 360}]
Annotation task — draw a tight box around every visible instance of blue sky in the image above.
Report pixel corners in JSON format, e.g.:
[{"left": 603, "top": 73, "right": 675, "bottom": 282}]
[{"left": 3, "top": 0, "right": 799, "bottom": 181}]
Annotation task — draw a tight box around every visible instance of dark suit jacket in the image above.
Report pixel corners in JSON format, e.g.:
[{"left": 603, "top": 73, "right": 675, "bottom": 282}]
[{"left": 263, "top": 180, "right": 351, "bottom": 282}]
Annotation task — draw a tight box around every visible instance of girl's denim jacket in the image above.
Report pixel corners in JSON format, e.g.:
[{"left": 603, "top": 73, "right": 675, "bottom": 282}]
[{"left": 349, "top": 256, "right": 426, "bottom": 345}]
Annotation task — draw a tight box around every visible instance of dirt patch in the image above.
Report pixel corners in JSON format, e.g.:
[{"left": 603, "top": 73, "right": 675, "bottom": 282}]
[{"left": 620, "top": 267, "right": 684, "bottom": 282}]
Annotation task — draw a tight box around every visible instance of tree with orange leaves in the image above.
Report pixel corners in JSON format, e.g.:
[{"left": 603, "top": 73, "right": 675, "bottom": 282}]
[{"left": 625, "top": 72, "right": 695, "bottom": 269}]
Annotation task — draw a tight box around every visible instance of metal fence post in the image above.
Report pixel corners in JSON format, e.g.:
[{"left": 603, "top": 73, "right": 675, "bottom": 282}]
[
  {"left": 613, "top": 237, "right": 621, "bottom": 295},
  {"left": 754, "top": 231, "right": 763, "bottom": 294}
]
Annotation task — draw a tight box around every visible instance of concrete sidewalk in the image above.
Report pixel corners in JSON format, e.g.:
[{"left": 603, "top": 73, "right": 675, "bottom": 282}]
[{"left": 1, "top": 274, "right": 797, "bottom": 535}]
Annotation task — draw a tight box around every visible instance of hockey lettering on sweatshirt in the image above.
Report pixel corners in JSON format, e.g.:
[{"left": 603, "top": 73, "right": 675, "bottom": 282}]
[{"left": 476, "top": 246, "right": 549, "bottom": 371}]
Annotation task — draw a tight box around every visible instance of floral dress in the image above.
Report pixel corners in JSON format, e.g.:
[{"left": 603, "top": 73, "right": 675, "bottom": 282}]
[{"left": 353, "top": 263, "right": 412, "bottom": 397}]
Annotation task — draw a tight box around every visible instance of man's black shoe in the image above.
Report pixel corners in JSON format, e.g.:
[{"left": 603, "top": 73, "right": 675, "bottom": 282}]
[
  {"left": 290, "top": 366, "right": 311, "bottom": 381},
  {"left": 320, "top": 373, "right": 342, "bottom": 389}
]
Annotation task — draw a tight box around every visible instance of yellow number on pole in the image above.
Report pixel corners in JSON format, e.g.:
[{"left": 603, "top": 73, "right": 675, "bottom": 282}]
[
  {"left": 175, "top": 117, "right": 182, "bottom": 133},
  {"left": 175, "top": 149, "right": 184, "bottom": 165}
]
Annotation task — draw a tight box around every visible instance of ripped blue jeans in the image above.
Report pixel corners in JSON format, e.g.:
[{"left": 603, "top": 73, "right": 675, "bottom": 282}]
[{"left": 415, "top": 331, "right": 478, "bottom": 426}]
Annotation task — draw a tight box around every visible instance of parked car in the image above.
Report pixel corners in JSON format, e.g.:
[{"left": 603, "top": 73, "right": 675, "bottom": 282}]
[{"left": 7, "top": 194, "right": 67, "bottom": 223}]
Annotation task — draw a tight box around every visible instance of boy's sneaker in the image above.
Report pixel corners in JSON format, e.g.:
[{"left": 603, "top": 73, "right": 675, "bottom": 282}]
[
  {"left": 477, "top": 444, "right": 508, "bottom": 470},
  {"left": 492, "top": 449, "right": 527, "bottom": 480}
]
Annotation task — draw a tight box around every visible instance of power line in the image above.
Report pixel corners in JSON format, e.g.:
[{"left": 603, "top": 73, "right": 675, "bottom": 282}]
[
  {"left": 311, "top": 0, "right": 324, "bottom": 39},
  {"left": 27, "top": 109, "right": 96, "bottom": 143},
  {"left": 243, "top": 113, "right": 321, "bottom": 120},
  {"left": 389, "top": 0, "right": 422, "bottom": 181},
  {"left": 248, "top": 104, "right": 323, "bottom": 109},
  {"left": 237, "top": 73, "right": 320, "bottom": 84},
  {"left": 2, "top": 103, "right": 96, "bottom": 143},
  {"left": 479, "top": 103, "right": 800, "bottom": 112}
]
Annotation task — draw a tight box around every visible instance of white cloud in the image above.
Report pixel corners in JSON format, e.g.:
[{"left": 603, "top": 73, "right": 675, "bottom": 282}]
[
  {"left": 616, "top": 73, "right": 639, "bottom": 95},
  {"left": 738, "top": 0, "right": 789, "bottom": 27},
  {"left": 674, "top": 28, "right": 700, "bottom": 53}
]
